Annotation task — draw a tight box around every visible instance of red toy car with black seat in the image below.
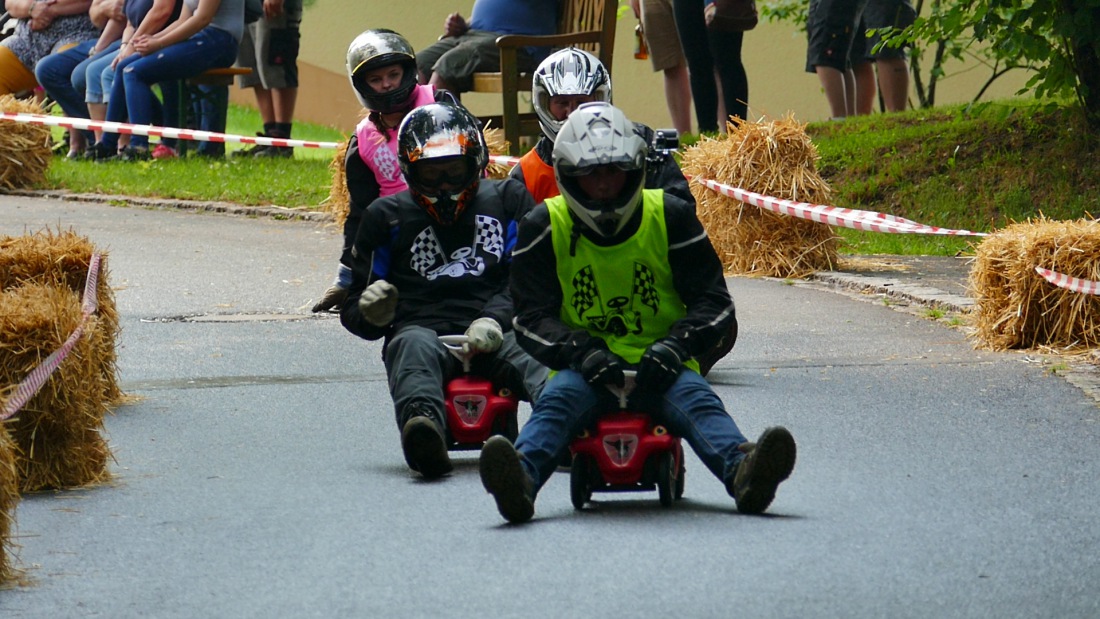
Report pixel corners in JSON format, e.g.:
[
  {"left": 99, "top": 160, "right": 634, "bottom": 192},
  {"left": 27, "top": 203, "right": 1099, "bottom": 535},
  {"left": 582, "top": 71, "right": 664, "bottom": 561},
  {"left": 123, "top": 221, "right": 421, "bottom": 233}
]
[
  {"left": 569, "top": 372, "right": 685, "bottom": 508},
  {"left": 439, "top": 335, "right": 520, "bottom": 450}
]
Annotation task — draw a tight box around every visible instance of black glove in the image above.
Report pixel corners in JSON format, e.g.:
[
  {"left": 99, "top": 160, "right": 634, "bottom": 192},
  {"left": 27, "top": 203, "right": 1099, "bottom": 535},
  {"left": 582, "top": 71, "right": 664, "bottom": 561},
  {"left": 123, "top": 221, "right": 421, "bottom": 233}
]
[
  {"left": 577, "top": 343, "right": 627, "bottom": 388},
  {"left": 637, "top": 338, "right": 688, "bottom": 394}
]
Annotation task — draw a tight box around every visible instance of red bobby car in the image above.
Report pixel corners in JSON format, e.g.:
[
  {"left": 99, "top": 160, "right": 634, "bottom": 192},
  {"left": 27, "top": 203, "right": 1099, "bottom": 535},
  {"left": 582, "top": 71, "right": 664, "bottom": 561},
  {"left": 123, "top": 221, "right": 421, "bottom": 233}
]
[
  {"left": 439, "top": 335, "right": 519, "bottom": 450},
  {"left": 569, "top": 372, "right": 686, "bottom": 509}
]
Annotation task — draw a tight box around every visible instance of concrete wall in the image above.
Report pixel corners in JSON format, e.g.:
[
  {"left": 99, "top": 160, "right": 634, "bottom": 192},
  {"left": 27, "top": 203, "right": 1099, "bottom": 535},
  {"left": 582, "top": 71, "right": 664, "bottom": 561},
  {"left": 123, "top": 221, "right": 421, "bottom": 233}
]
[{"left": 236, "top": 1, "right": 1033, "bottom": 135}]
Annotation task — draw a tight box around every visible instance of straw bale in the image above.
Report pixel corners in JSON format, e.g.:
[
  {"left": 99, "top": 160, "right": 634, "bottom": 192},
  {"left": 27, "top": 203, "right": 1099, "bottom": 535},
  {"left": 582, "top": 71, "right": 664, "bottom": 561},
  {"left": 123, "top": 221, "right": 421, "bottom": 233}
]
[
  {"left": 969, "top": 217, "right": 1100, "bottom": 350},
  {"left": 0, "top": 283, "right": 113, "bottom": 491},
  {"left": 325, "top": 139, "right": 351, "bottom": 230},
  {"left": 0, "top": 229, "right": 121, "bottom": 404},
  {"left": 482, "top": 126, "right": 512, "bottom": 180},
  {"left": 0, "top": 429, "right": 19, "bottom": 584},
  {"left": 0, "top": 95, "right": 52, "bottom": 191},
  {"left": 680, "top": 114, "right": 838, "bottom": 278}
]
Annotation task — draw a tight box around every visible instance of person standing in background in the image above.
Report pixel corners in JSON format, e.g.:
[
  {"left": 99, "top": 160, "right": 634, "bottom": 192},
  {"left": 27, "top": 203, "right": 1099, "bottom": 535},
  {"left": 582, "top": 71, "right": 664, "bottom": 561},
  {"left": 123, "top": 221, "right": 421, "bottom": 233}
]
[
  {"left": 672, "top": 0, "right": 749, "bottom": 133},
  {"left": 630, "top": 0, "right": 692, "bottom": 136},
  {"left": 849, "top": 0, "right": 915, "bottom": 115},
  {"left": 232, "top": 0, "right": 301, "bottom": 158},
  {"left": 805, "top": 0, "right": 914, "bottom": 119}
]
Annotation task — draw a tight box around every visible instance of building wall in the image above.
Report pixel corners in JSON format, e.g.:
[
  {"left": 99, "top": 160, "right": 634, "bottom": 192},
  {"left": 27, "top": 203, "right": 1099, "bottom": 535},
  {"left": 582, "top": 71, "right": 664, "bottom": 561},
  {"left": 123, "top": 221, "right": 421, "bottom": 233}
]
[{"left": 237, "top": 1, "right": 1033, "bottom": 136}]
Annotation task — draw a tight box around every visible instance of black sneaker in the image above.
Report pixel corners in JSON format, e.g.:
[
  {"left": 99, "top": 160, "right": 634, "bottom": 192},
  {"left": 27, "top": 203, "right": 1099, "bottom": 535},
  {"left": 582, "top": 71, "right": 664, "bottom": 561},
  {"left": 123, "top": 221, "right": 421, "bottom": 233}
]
[
  {"left": 83, "top": 142, "right": 117, "bottom": 162},
  {"left": 479, "top": 436, "right": 535, "bottom": 523},
  {"left": 401, "top": 415, "right": 453, "bottom": 479},
  {"left": 728, "top": 426, "right": 796, "bottom": 515},
  {"left": 112, "top": 146, "right": 151, "bottom": 162}
]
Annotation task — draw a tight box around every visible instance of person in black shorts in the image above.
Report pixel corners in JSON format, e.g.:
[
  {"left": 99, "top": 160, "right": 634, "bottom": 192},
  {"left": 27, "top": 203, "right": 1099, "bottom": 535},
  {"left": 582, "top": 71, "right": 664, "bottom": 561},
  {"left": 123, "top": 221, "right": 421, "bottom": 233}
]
[{"left": 805, "top": 0, "right": 915, "bottom": 119}]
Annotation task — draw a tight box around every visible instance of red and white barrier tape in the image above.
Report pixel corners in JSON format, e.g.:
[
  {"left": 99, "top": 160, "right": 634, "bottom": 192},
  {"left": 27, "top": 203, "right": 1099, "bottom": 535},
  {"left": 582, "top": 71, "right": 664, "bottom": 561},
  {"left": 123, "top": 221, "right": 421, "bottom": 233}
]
[
  {"left": 0, "top": 114, "right": 985, "bottom": 236},
  {"left": 1035, "top": 267, "right": 1100, "bottom": 296},
  {"left": 0, "top": 254, "right": 102, "bottom": 422},
  {"left": 696, "top": 178, "right": 987, "bottom": 237},
  {"left": 0, "top": 112, "right": 340, "bottom": 149}
]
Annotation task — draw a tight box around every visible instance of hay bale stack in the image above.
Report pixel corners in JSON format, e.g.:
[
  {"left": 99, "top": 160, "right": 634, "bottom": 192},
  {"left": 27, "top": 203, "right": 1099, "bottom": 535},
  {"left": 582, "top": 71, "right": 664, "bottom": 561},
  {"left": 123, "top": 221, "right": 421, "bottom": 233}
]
[
  {"left": 0, "top": 429, "right": 19, "bottom": 583},
  {"left": 679, "top": 114, "right": 838, "bottom": 278},
  {"left": 969, "top": 217, "right": 1100, "bottom": 350},
  {"left": 325, "top": 139, "right": 352, "bottom": 231},
  {"left": 482, "top": 126, "right": 512, "bottom": 180},
  {"left": 0, "top": 95, "right": 52, "bottom": 191},
  {"left": 0, "top": 283, "right": 112, "bottom": 491},
  {"left": 0, "top": 229, "right": 121, "bottom": 405}
]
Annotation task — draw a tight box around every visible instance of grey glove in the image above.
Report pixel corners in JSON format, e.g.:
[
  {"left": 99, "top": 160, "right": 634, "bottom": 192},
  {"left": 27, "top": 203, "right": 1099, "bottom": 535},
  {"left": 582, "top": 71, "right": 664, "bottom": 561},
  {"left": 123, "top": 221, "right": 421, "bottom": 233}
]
[
  {"left": 357, "top": 280, "right": 398, "bottom": 326},
  {"left": 311, "top": 284, "right": 348, "bottom": 313},
  {"left": 464, "top": 317, "right": 503, "bottom": 354}
]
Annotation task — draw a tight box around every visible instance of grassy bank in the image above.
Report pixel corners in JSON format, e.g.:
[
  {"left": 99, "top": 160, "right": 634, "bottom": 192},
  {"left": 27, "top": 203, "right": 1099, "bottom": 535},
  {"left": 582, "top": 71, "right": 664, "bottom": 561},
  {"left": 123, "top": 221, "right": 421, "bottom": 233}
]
[{"left": 37, "top": 99, "right": 1100, "bottom": 256}]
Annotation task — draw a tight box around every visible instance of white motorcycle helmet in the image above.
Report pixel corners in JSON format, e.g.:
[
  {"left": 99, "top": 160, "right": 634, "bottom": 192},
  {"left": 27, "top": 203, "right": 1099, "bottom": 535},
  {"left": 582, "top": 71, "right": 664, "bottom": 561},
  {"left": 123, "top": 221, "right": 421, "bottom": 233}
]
[
  {"left": 531, "top": 48, "right": 611, "bottom": 141},
  {"left": 552, "top": 102, "right": 647, "bottom": 239}
]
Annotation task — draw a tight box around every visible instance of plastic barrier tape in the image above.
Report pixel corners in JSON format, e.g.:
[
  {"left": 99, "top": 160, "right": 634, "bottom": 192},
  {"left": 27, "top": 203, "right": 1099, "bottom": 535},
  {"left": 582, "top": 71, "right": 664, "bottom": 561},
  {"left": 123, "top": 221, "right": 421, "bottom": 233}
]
[
  {"left": 1, "top": 254, "right": 102, "bottom": 421},
  {"left": 1035, "top": 267, "right": 1100, "bottom": 296}
]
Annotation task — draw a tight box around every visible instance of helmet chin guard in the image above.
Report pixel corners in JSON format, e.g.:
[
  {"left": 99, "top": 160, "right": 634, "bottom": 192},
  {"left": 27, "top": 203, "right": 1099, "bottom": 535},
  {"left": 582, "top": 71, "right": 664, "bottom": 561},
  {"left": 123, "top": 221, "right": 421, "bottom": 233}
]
[{"left": 552, "top": 102, "right": 647, "bottom": 239}]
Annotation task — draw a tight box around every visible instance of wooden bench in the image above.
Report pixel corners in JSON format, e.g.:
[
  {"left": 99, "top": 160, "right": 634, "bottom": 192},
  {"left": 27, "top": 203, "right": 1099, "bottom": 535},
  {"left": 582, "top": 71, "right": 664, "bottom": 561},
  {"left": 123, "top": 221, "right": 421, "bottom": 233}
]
[
  {"left": 176, "top": 67, "right": 253, "bottom": 156},
  {"left": 469, "top": 0, "right": 617, "bottom": 155}
]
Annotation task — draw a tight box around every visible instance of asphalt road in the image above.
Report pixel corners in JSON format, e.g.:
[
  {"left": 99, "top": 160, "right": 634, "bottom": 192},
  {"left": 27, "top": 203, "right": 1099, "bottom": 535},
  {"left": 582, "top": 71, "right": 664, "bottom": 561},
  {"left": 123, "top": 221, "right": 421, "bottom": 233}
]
[{"left": 2, "top": 195, "right": 1098, "bottom": 618}]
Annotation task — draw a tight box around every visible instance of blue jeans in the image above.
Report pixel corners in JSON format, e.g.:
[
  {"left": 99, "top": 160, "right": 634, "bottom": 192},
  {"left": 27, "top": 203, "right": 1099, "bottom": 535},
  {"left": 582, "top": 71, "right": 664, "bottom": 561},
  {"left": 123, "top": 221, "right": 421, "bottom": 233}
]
[
  {"left": 514, "top": 369, "right": 749, "bottom": 495},
  {"left": 78, "top": 41, "right": 121, "bottom": 104},
  {"left": 116, "top": 26, "right": 238, "bottom": 149},
  {"left": 34, "top": 40, "right": 97, "bottom": 144}
]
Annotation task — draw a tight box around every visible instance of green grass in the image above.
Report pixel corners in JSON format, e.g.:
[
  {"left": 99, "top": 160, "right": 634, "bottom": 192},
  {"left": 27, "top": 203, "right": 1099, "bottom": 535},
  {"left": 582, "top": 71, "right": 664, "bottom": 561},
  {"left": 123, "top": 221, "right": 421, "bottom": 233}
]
[
  {"left": 37, "top": 98, "right": 1100, "bottom": 256},
  {"left": 43, "top": 103, "right": 347, "bottom": 208}
]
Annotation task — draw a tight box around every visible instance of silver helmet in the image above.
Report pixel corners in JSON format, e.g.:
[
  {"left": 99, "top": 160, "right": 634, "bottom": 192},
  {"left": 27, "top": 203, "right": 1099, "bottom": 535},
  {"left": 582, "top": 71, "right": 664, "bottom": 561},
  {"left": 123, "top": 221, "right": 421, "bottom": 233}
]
[
  {"left": 552, "top": 102, "right": 647, "bottom": 239},
  {"left": 531, "top": 48, "right": 611, "bottom": 141},
  {"left": 346, "top": 29, "right": 419, "bottom": 114}
]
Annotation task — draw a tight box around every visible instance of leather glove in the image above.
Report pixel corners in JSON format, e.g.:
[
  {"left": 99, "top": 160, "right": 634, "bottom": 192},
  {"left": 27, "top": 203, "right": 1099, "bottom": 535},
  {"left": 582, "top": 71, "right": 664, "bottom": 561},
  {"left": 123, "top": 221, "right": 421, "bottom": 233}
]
[
  {"left": 357, "top": 280, "right": 398, "bottom": 326},
  {"left": 464, "top": 317, "right": 503, "bottom": 354},
  {"left": 636, "top": 338, "right": 688, "bottom": 394},
  {"left": 311, "top": 284, "right": 348, "bottom": 313},
  {"left": 577, "top": 342, "right": 627, "bottom": 388}
]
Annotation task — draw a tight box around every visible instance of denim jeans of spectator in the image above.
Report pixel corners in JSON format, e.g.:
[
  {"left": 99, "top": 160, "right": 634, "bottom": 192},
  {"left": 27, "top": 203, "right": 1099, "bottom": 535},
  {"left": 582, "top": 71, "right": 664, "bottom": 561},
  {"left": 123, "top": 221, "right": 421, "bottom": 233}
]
[
  {"left": 77, "top": 41, "right": 121, "bottom": 105},
  {"left": 514, "top": 368, "right": 749, "bottom": 495},
  {"left": 34, "top": 40, "right": 97, "bottom": 145},
  {"left": 117, "top": 26, "right": 238, "bottom": 150}
]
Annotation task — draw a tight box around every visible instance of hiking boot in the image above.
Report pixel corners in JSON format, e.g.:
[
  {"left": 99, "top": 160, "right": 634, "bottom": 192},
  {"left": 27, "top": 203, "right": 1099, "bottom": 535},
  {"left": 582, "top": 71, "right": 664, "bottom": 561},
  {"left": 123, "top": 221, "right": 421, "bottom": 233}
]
[
  {"left": 232, "top": 133, "right": 272, "bottom": 157},
  {"left": 400, "top": 415, "right": 452, "bottom": 479},
  {"left": 479, "top": 436, "right": 535, "bottom": 524},
  {"left": 255, "top": 144, "right": 293, "bottom": 158},
  {"left": 728, "top": 426, "right": 796, "bottom": 515}
]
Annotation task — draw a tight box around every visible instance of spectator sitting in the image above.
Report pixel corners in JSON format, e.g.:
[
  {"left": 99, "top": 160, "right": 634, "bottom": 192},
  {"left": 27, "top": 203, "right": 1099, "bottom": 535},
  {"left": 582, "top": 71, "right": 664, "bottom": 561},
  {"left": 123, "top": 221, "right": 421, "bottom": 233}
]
[
  {"left": 33, "top": 0, "right": 122, "bottom": 158},
  {"left": 415, "top": 0, "right": 558, "bottom": 96},
  {"left": 84, "top": 0, "right": 243, "bottom": 161},
  {"left": 0, "top": 0, "right": 99, "bottom": 97}
]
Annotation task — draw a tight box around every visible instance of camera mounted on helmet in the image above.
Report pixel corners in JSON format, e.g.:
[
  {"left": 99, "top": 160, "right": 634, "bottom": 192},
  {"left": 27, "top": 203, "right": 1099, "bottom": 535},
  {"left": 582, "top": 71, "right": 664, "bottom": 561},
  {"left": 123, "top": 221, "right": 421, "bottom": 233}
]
[
  {"left": 347, "top": 29, "right": 420, "bottom": 115},
  {"left": 532, "top": 48, "right": 612, "bottom": 142},
  {"left": 552, "top": 102, "right": 647, "bottom": 240},
  {"left": 397, "top": 103, "right": 489, "bottom": 225}
]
